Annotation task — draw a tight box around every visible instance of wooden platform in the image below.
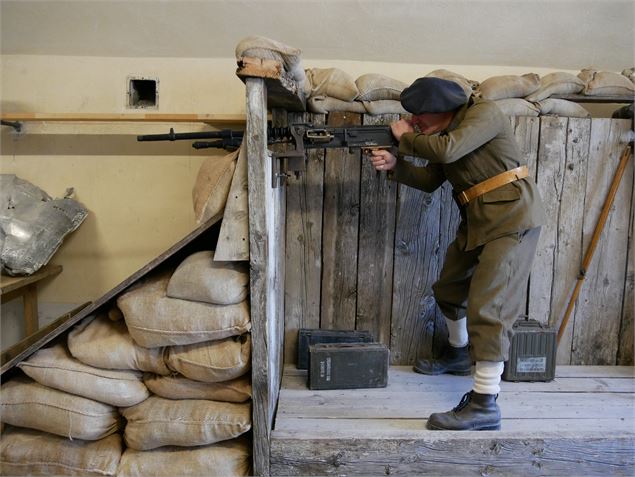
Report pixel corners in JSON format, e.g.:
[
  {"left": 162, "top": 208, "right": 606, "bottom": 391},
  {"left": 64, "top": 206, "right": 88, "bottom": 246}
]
[{"left": 271, "top": 365, "right": 635, "bottom": 476}]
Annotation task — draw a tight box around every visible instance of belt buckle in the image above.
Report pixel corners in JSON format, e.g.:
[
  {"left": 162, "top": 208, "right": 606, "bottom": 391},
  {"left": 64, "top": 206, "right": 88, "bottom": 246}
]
[{"left": 456, "top": 190, "right": 469, "bottom": 206}]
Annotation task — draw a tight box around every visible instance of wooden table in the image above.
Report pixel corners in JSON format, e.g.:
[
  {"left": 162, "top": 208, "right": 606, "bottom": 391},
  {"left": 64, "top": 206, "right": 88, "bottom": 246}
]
[{"left": 0, "top": 265, "right": 63, "bottom": 336}]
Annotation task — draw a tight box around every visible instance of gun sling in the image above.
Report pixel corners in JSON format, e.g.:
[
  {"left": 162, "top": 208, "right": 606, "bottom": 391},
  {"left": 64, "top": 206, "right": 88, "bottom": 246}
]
[{"left": 455, "top": 165, "right": 529, "bottom": 206}]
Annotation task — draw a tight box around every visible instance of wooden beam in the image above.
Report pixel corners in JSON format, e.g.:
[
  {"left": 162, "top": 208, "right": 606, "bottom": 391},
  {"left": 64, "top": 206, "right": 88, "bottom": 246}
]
[
  {"left": 550, "top": 94, "right": 634, "bottom": 104},
  {"left": 0, "top": 112, "right": 246, "bottom": 125}
]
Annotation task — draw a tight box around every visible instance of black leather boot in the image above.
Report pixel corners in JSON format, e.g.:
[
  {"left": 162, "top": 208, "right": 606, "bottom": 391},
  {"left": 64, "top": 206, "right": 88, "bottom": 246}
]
[
  {"left": 427, "top": 391, "right": 501, "bottom": 430},
  {"left": 413, "top": 345, "right": 472, "bottom": 375}
]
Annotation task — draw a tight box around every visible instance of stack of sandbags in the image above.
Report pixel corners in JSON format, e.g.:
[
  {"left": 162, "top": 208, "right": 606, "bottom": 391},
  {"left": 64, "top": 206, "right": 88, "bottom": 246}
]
[
  {"left": 114, "top": 250, "right": 252, "bottom": 476},
  {"left": 0, "top": 341, "right": 140, "bottom": 475},
  {"left": 577, "top": 67, "right": 635, "bottom": 97}
]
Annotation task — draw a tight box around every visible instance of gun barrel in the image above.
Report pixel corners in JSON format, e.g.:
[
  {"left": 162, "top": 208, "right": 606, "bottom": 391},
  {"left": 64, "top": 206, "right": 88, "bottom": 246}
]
[{"left": 137, "top": 128, "right": 244, "bottom": 142}]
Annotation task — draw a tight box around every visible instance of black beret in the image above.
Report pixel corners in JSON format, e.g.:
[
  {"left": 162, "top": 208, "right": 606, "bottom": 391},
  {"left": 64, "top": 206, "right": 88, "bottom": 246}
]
[{"left": 400, "top": 77, "right": 468, "bottom": 114}]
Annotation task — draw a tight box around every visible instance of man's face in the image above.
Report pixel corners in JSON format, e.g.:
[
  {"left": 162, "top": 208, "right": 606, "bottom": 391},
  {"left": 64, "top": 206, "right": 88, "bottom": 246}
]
[{"left": 410, "top": 112, "right": 450, "bottom": 135}]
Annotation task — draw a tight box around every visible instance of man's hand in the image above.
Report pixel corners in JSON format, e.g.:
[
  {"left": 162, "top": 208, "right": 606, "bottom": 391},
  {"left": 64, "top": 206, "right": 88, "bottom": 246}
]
[
  {"left": 369, "top": 149, "right": 397, "bottom": 171},
  {"left": 391, "top": 119, "right": 414, "bottom": 141}
]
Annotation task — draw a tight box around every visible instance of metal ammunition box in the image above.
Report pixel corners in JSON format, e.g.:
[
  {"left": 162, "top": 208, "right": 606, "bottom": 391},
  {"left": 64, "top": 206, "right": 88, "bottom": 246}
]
[
  {"left": 296, "top": 328, "right": 374, "bottom": 370},
  {"left": 308, "top": 342, "right": 389, "bottom": 390},
  {"left": 502, "top": 319, "right": 557, "bottom": 382}
]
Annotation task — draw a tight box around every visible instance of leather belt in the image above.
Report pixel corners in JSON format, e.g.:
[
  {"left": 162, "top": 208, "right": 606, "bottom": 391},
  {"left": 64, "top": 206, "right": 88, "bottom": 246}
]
[{"left": 455, "top": 165, "right": 529, "bottom": 206}]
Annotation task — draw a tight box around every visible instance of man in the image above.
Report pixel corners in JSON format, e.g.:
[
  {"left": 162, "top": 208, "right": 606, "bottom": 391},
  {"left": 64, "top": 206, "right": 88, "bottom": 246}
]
[{"left": 369, "top": 77, "right": 546, "bottom": 431}]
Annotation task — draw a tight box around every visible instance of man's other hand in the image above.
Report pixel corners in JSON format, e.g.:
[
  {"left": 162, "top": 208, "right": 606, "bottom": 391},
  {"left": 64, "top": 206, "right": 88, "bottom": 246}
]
[
  {"left": 369, "top": 149, "right": 397, "bottom": 171},
  {"left": 391, "top": 119, "right": 414, "bottom": 141}
]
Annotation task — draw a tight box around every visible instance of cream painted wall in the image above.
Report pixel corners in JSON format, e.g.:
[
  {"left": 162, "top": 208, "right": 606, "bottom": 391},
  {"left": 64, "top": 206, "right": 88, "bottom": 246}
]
[{"left": 0, "top": 54, "right": 622, "bottom": 306}]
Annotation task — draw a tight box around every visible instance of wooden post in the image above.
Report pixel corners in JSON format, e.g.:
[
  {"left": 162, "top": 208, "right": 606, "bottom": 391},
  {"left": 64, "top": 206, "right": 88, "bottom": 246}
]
[{"left": 246, "top": 77, "right": 286, "bottom": 477}]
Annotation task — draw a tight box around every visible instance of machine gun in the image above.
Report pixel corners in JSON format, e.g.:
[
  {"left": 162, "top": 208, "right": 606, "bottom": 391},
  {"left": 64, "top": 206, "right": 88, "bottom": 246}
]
[{"left": 137, "top": 124, "right": 397, "bottom": 187}]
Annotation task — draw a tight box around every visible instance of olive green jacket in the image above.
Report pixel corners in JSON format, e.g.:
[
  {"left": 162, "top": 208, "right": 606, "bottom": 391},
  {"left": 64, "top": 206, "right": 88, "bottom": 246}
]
[{"left": 389, "top": 97, "right": 546, "bottom": 251}]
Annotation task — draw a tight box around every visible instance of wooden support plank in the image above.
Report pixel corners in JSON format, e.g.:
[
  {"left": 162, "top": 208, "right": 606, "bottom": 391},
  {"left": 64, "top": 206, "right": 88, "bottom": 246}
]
[
  {"left": 270, "top": 435, "right": 635, "bottom": 476},
  {"left": 618, "top": 167, "right": 634, "bottom": 365},
  {"left": 511, "top": 116, "right": 540, "bottom": 178},
  {"left": 246, "top": 78, "right": 285, "bottom": 477},
  {"left": 550, "top": 118, "right": 591, "bottom": 364},
  {"left": 528, "top": 116, "right": 568, "bottom": 326},
  {"left": 214, "top": 144, "right": 249, "bottom": 261},
  {"left": 284, "top": 112, "right": 325, "bottom": 363},
  {"left": 0, "top": 264, "right": 63, "bottom": 296},
  {"left": 391, "top": 157, "right": 441, "bottom": 365},
  {"left": 320, "top": 112, "right": 362, "bottom": 330},
  {"left": 0, "top": 112, "right": 246, "bottom": 124},
  {"left": 356, "top": 113, "right": 398, "bottom": 345},
  {"left": 551, "top": 94, "right": 634, "bottom": 104},
  {"left": 572, "top": 119, "right": 632, "bottom": 365}
]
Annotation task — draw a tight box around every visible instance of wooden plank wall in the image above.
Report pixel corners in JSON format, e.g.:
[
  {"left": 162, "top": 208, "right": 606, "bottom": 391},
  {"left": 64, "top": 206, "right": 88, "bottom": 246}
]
[{"left": 283, "top": 115, "right": 634, "bottom": 367}]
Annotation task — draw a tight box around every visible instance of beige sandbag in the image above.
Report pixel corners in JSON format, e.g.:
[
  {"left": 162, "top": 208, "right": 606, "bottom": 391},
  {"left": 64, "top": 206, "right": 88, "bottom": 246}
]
[
  {"left": 117, "top": 270, "right": 251, "bottom": 348},
  {"left": 144, "top": 373, "right": 251, "bottom": 403},
  {"left": 0, "top": 377, "right": 120, "bottom": 440},
  {"left": 17, "top": 344, "right": 149, "bottom": 407},
  {"left": 0, "top": 426, "right": 122, "bottom": 477},
  {"left": 362, "top": 100, "right": 408, "bottom": 115},
  {"left": 537, "top": 99, "right": 590, "bottom": 118},
  {"left": 355, "top": 73, "right": 408, "bottom": 101},
  {"left": 306, "top": 68, "right": 359, "bottom": 101},
  {"left": 167, "top": 250, "right": 249, "bottom": 305},
  {"left": 577, "top": 67, "right": 598, "bottom": 84},
  {"left": 121, "top": 396, "right": 251, "bottom": 450},
  {"left": 235, "top": 36, "right": 305, "bottom": 84},
  {"left": 494, "top": 98, "right": 540, "bottom": 117},
  {"left": 117, "top": 437, "right": 251, "bottom": 477},
  {"left": 583, "top": 71, "right": 635, "bottom": 96},
  {"left": 524, "top": 72, "right": 585, "bottom": 101},
  {"left": 68, "top": 314, "right": 170, "bottom": 375},
  {"left": 166, "top": 335, "right": 251, "bottom": 383},
  {"left": 478, "top": 73, "right": 541, "bottom": 100},
  {"left": 426, "top": 69, "right": 477, "bottom": 98},
  {"left": 192, "top": 148, "right": 238, "bottom": 225},
  {"left": 307, "top": 95, "right": 366, "bottom": 114},
  {"left": 621, "top": 67, "right": 635, "bottom": 83}
]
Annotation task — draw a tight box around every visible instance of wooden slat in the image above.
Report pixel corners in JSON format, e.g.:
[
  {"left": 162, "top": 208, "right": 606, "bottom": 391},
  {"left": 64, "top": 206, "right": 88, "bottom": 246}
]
[
  {"left": 391, "top": 157, "right": 441, "bottom": 364},
  {"left": 270, "top": 435, "right": 634, "bottom": 476},
  {"left": 528, "top": 116, "right": 568, "bottom": 326},
  {"left": 618, "top": 168, "right": 634, "bottom": 365},
  {"left": 0, "top": 265, "right": 63, "bottom": 296},
  {"left": 0, "top": 112, "right": 245, "bottom": 124},
  {"left": 356, "top": 113, "right": 399, "bottom": 345},
  {"left": 551, "top": 94, "right": 634, "bottom": 104},
  {"left": 214, "top": 144, "right": 249, "bottom": 261},
  {"left": 283, "top": 112, "right": 325, "bottom": 364},
  {"left": 572, "top": 119, "right": 632, "bottom": 364},
  {"left": 246, "top": 78, "right": 285, "bottom": 477},
  {"left": 320, "top": 111, "right": 362, "bottom": 330},
  {"left": 550, "top": 118, "right": 591, "bottom": 364}
]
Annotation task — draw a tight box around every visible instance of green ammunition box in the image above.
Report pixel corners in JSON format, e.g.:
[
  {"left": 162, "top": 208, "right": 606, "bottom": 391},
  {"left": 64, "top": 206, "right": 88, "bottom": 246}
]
[
  {"left": 296, "top": 328, "right": 374, "bottom": 370},
  {"left": 502, "top": 319, "right": 557, "bottom": 382},
  {"left": 308, "top": 342, "right": 389, "bottom": 390}
]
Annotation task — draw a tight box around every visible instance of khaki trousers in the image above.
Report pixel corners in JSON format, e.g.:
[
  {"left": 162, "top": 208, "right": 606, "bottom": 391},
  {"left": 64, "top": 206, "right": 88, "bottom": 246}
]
[{"left": 432, "top": 227, "right": 541, "bottom": 362}]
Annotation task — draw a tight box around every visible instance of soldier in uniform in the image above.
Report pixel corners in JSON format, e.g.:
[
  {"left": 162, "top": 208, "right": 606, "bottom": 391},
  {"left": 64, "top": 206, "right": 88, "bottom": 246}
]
[{"left": 369, "top": 77, "right": 546, "bottom": 431}]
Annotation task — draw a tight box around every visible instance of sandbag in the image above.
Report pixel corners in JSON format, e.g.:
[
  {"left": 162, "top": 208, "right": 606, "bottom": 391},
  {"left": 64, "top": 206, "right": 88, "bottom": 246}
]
[
  {"left": 117, "top": 437, "right": 251, "bottom": 477},
  {"left": 493, "top": 98, "right": 540, "bottom": 117},
  {"left": 144, "top": 373, "right": 251, "bottom": 403},
  {"left": 68, "top": 313, "right": 170, "bottom": 375},
  {"left": 524, "top": 72, "right": 585, "bottom": 101},
  {"left": 307, "top": 95, "right": 366, "bottom": 114},
  {"left": 235, "top": 36, "right": 305, "bottom": 85},
  {"left": 478, "top": 73, "right": 541, "bottom": 100},
  {"left": 17, "top": 343, "right": 149, "bottom": 407},
  {"left": 536, "top": 99, "right": 590, "bottom": 118},
  {"left": 362, "top": 100, "right": 408, "bottom": 115},
  {"left": 0, "top": 426, "right": 122, "bottom": 477},
  {"left": 192, "top": 148, "right": 238, "bottom": 225},
  {"left": 121, "top": 396, "right": 251, "bottom": 450},
  {"left": 166, "top": 334, "right": 251, "bottom": 383},
  {"left": 582, "top": 71, "right": 635, "bottom": 96},
  {"left": 355, "top": 73, "right": 408, "bottom": 101},
  {"left": 305, "top": 68, "right": 359, "bottom": 101},
  {"left": 117, "top": 270, "right": 251, "bottom": 348},
  {"left": 621, "top": 67, "right": 635, "bottom": 83},
  {"left": 425, "top": 69, "right": 477, "bottom": 98},
  {"left": 577, "top": 67, "right": 597, "bottom": 84},
  {"left": 0, "top": 377, "right": 120, "bottom": 440},
  {"left": 167, "top": 250, "right": 249, "bottom": 305}
]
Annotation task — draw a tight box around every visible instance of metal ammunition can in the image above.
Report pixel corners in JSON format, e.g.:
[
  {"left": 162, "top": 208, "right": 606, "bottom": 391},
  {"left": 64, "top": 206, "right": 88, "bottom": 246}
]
[
  {"left": 296, "top": 328, "right": 374, "bottom": 370},
  {"left": 308, "top": 342, "right": 389, "bottom": 390},
  {"left": 502, "top": 319, "right": 557, "bottom": 382}
]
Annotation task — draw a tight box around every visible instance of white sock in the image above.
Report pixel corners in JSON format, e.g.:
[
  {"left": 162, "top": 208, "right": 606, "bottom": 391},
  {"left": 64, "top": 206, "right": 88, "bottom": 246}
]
[
  {"left": 472, "top": 361, "right": 504, "bottom": 395},
  {"left": 445, "top": 317, "right": 468, "bottom": 348}
]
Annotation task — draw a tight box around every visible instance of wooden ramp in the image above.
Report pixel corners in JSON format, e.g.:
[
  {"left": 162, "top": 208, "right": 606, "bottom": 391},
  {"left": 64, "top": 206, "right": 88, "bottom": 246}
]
[{"left": 271, "top": 365, "right": 635, "bottom": 476}]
